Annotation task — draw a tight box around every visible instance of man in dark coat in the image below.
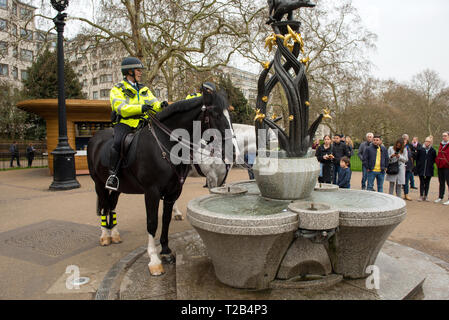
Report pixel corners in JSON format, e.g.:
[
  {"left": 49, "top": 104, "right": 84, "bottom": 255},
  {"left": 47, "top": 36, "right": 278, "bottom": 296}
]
[
  {"left": 415, "top": 137, "right": 437, "bottom": 201},
  {"left": 358, "top": 132, "right": 373, "bottom": 190},
  {"left": 26, "top": 143, "right": 35, "bottom": 167},
  {"left": 9, "top": 141, "right": 21, "bottom": 168},
  {"left": 332, "top": 134, "right": 350, "bottom": 185},
  {"left": 363, "top": 135, "right": 389, "bottom": 193}
]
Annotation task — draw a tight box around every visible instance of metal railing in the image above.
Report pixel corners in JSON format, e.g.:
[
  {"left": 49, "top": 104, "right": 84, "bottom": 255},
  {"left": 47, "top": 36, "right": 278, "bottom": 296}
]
[{"left": 0, "top": 152, "right": 49, "bottom": 170}]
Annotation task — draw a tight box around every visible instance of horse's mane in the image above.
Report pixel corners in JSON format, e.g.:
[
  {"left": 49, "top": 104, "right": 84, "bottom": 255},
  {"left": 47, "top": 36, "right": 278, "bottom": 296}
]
[
  {"left": 156, "top": 97, "right": 202, "bottom": 122},
  {"left": 156, "top": 91, "right": 229, "bottom": 122}
]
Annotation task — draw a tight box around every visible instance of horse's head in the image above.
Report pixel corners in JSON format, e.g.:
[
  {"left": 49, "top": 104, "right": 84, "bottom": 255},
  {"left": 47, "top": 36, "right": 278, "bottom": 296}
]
[{"left": 200, "top": 90, "right": 239, "bottom": 165}]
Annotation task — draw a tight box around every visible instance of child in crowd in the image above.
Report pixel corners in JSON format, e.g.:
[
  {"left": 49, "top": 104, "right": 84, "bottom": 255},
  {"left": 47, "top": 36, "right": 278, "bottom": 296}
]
[{"left": 338, "top": 156, "right": 352, "bottom": 189}]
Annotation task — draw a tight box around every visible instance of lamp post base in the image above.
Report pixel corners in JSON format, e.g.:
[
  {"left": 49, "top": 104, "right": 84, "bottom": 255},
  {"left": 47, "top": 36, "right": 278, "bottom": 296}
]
[{"left": 49, "top": 142, "right": 80, "bottom": 191}]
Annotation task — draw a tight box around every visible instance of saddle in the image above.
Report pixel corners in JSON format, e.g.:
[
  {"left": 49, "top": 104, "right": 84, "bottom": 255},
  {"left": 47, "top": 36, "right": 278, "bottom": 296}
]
[{"left": 100, "top": 127, "right": 142, "bottom": 169}]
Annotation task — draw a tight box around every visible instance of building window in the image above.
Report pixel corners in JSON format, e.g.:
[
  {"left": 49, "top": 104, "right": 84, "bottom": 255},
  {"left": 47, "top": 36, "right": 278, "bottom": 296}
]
[
  {"left": 11, "top": 24, "right": 17, "bottom": 36},
  {"left": 20, "top": 7, "right": 32, "bottom": 20},
  {"left": 21, "top": 70, "right": 28, "bottom": 80},
  {"left": 12, "top": 45, "right": 17, "bottom": 57},
  {"left": 35, "top": 31, "right": 45, "bottom": 41},
  {"left": 92, "top": 77, "right": 98, "bottom": 85},
  {"left": 20, "top": 28, "right": 33, "bottom": 41},
  {"left": 12, "top": 66, "right": 18, "bottom": 79},
  {"left": 0, "top": 64, "right": 8, "bottom": 77},
  {"left": 92, "top": 91, "right": 98, "bottom": 99},
  {"left": 0, "top": 19, "right": 7, "bottom": 31},
  {"left": 0, "top": 0, "right": 6, "bottom": 9},
  {"left": 82, "top": 66, "right": 87, "bottom": 73},
  {"left": 92, "top": 63, "right": 97, "bottom": 71},
  {"left": 100, "top": 60, "right": 112, "bottom": 69},
  {"left": 12, "top": 2, "right": 16, "bottom": 15},
  {"left": 100, "top": 74, "right": 112, "bottom": 83},
  {"left": 20, "top": 49, "right": 33, "bottom": 62},
  {"left": 0, "top": 41, "right": 7, "bottom": 56},
  {"left": 100, "top": 89, "right": 109, "bottom": 98}
]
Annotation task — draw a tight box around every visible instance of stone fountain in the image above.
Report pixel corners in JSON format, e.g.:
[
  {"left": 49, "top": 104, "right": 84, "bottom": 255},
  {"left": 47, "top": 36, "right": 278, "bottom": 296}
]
[
  {"left": 98, "top": 2, "right": 449, "bottom": 301},
  {"left": 186, "top": 1, "right": 407, "bottom": 291}
]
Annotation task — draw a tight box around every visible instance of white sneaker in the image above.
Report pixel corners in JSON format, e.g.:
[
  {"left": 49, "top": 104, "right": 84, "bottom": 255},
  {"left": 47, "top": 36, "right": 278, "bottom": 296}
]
[
  {"left": 434, "top": 198, "right": 443, "bottom": 203},
  {"left": 444, "top": 200, "right": 449, "bottom": 206}
]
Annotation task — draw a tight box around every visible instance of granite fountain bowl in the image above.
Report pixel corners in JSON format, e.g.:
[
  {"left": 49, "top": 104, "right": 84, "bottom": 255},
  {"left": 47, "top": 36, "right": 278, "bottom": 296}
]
[
  {"left": 315, "top": 190, "right": 407, "bottom": 279},
  {"left": 223, "top": 181, "right": 407, "bottom": 280},
  {"left": 252, "top": 151, "right": 320, "bottom": 200},
  {"left": 187, "top": 194, "right": 298, "bottom": 289}
]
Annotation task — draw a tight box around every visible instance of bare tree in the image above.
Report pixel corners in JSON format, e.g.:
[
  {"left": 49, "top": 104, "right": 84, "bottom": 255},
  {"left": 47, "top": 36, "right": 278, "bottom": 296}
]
[
  {"left": 411, "top": 69, "right": 447, "bottom": 137},
  {"left": 50, "top": 0, "right": 266, "bottom": 101},
  {"left": 299, "top": 0, "right": 377, "bottom": 133}
]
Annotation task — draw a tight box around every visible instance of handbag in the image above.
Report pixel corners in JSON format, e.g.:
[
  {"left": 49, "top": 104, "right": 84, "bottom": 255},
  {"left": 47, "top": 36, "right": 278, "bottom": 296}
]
[{"left": 387, "top": 160, "right": 399, "bottom": 175}]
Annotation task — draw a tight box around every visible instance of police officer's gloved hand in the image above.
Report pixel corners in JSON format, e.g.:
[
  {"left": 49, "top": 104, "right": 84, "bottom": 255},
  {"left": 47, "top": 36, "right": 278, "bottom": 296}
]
[
  {"left": 141, "top": 104, "right": 152, "bottom": 113},
  {"left": 161, "top": 101, "right": 169, "bottom": 109}
]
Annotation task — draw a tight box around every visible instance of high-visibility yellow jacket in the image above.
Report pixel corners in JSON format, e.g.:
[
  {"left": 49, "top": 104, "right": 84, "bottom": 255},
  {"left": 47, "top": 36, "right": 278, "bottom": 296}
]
[
  {"left": 185, "top": 92, "right": 202, "bottom": 100},
  {"left": 110, "top": 80, "right": 163, "bottom": 128}
]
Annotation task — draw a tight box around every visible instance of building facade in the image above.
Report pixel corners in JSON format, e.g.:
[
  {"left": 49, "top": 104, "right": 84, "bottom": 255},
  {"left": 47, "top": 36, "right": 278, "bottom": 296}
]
[
  {"left": 0, "top": 0, "right": 55, "bottom": 88},
  {"left": 65, "top": 38, "right": 259, "bottom": 109}
]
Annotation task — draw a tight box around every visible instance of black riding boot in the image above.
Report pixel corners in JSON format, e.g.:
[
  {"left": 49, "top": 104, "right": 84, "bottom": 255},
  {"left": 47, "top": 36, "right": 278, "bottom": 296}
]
[{"left": 105, "top": 148, "right": 120, "bottom": 191}]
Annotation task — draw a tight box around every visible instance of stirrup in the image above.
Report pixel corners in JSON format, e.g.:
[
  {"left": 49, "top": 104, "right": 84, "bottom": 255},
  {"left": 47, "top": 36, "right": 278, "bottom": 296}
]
[{"left": 105, "top": 174, "right": 119, "bottom": 191}]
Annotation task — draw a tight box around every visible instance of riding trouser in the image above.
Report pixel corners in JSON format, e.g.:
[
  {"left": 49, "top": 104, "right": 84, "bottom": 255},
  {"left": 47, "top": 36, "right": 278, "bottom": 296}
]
[{"left": 109, "top": 123, "right": 133, "bottom": 174}]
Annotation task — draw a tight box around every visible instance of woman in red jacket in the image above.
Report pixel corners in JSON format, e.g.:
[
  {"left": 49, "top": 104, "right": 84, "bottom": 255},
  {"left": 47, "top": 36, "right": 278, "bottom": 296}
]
[{"left": 435, "top": 131, "right": 449, "bottom": 205}]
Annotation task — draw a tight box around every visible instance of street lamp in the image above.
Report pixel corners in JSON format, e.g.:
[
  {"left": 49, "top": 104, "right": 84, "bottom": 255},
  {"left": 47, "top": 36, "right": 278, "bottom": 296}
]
[{"left": 49, "top": 0, "right": 80, "bottom": 190}]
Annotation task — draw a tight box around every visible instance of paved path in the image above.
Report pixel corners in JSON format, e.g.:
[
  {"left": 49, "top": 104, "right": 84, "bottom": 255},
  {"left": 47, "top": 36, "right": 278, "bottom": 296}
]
[{"left": 0, "top": 168, "right": 447, "bottom": 299}]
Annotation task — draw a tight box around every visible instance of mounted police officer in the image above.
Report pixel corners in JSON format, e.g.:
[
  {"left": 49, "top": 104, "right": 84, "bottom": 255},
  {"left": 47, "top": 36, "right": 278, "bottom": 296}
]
[
  {"left": 185, "top": 82, "right": 217, "bottom": 100},
  {"left": 106, "top": 57, "right": 167, "bottom": 191}
]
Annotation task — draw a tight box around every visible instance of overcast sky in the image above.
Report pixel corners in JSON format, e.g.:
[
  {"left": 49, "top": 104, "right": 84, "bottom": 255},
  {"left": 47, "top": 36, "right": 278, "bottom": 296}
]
[
  {"left": 39, "top": 0, "right": 449, "bottom": 85},
  {"left": 352, "top": 0, "right": 449, "bottom": 84}
]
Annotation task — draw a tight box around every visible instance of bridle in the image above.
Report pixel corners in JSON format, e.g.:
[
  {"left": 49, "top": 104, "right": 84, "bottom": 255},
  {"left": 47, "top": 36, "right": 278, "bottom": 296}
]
[{"left": 145, "top": 103, "right": 228, "bottom": 186}]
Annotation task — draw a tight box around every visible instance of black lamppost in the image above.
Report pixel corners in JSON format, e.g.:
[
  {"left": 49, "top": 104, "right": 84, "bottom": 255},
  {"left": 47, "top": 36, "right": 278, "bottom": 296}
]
[{"left": 49, "top": 0, "right": 80, "bottom": 190}]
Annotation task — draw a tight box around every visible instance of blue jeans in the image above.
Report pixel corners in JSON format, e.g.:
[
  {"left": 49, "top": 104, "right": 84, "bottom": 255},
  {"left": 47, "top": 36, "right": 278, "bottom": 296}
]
[
  {"left": 361, "top": 166, "right": 368, "bottom": 190},
  {"left": 410, "top": 172, "right": 416, "bottom": 188},
  {"left": 367, "top": 171, "right": 385, "bottom": 193},
  {"left": 404, "top": 171, "right": 414, "bottom": 194},
  {"left": 333, "top": 165, "right": 341, "bottom": 185}
]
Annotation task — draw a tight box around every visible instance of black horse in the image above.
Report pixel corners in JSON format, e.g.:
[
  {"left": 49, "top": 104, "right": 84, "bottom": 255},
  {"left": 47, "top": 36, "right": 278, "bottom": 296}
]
[{"left": 87, "top": 91, "right": 232, "bottom": 275}]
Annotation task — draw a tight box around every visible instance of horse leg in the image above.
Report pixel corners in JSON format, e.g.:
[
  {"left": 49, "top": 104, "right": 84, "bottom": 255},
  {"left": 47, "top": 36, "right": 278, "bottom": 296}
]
[
  {"left": 160, "top": 198, "right": 176, "bottom": 264},
  {"left": 145, "top": 192, "right": 164, "bottom": 276},
  {"left": 96, "top": 182, "right": 112, "bottom": 246},
  {"left": 109, "top": 191, "right": 122, "bottom": 244},
  {"left": 172, "top": 201, "right": 184, "bottom": 221}
]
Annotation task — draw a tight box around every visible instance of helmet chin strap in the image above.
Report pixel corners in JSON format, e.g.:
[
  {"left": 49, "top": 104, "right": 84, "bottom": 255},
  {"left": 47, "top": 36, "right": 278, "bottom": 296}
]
[{"left": 127, "top": 69, "right": 139, "bottom": 87}]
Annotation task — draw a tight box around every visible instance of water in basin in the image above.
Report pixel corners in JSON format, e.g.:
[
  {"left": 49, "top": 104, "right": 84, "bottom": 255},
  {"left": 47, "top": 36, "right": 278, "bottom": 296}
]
[
  {"left": 202, "top": 195, "right": 290, "bottom": 216},
  {"left": 230, "top": 181, "right": 401, "bottom": 211}
]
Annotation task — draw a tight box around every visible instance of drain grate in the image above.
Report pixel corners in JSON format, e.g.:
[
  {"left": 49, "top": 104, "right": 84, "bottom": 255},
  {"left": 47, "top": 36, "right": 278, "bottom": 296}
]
[{"left": 0, "top": 220, "right": 100, "bottom": 266}]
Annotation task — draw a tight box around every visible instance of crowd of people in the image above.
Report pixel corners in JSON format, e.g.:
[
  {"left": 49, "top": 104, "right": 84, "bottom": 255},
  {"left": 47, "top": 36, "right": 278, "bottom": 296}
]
[{"left": 314, "top": 131, "right": 449, "bottom": 205}]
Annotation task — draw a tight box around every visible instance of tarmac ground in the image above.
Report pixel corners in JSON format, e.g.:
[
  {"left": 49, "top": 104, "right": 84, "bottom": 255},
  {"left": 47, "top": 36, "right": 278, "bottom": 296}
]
[{"left": 0, "top": 168, "right": 448, "bottom": 299}]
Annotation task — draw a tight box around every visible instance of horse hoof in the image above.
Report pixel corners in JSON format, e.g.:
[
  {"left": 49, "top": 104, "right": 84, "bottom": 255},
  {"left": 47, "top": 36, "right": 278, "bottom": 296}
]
[
  {"left": 174, "top": 215, "right": 184, "bottom": 221},
  {"left": 100, "top": 237, "right": 112, "bottom": 246},
  {"left": 161, "top": 254, "right": 176, "bottom": 265},
  {"left": 111, "top": 235, "right": 122, "bottom": 244},
  {"left": 148, "top": 264, "right": 165, "bottom": 276}
]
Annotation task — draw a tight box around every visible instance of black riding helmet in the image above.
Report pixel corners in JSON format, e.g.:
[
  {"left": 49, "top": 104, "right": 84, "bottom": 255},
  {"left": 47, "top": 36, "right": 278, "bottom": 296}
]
[
  {"left": 121, "top": 57, "right": 144, "bottom": 78},
  {"left": 200, "top": 82, "right": 217, "bottom": 94}
]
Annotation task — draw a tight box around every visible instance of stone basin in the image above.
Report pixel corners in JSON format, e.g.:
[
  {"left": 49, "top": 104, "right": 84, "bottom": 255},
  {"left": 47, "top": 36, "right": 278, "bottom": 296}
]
[
  {"left": 189, "top": 181, "right": 407, "bottom": 285},
  {"left": 187, "top": 194, "right": 298, "bottom": 289},
  {"left": 253, "top": 153, "right": 320, "bottom": 200}
]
